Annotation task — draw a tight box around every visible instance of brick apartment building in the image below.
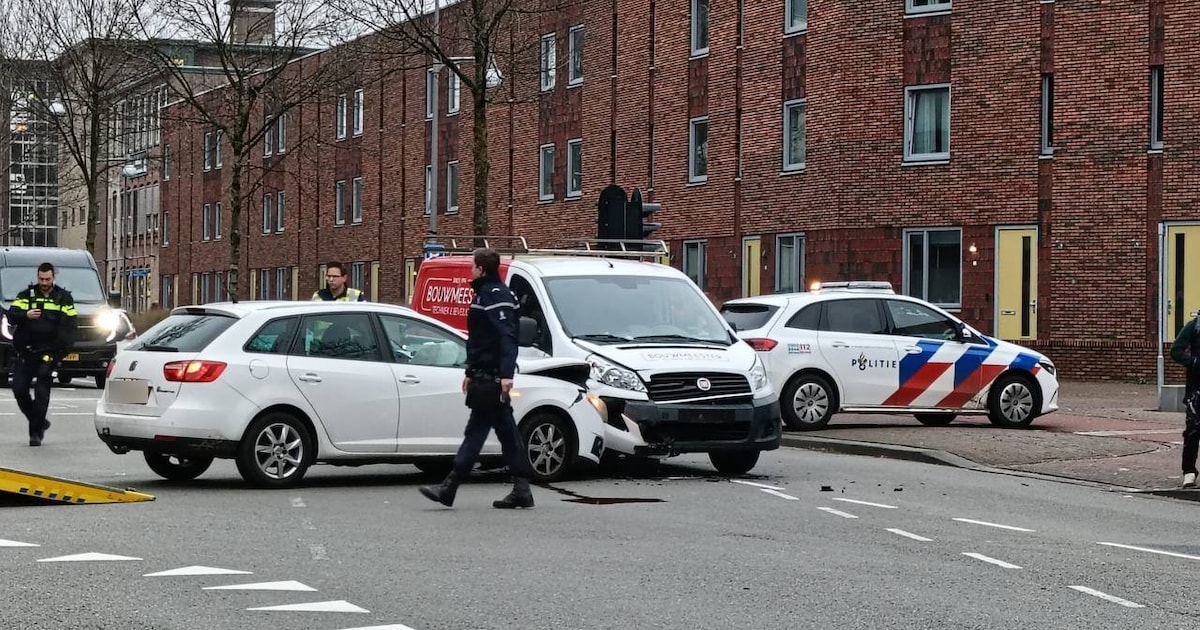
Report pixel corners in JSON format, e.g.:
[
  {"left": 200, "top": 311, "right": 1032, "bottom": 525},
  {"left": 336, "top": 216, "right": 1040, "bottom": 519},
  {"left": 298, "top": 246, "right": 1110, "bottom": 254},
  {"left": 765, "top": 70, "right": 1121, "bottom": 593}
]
[{"left": 160, "top": 0, "right": 1194, "bottom": 382}]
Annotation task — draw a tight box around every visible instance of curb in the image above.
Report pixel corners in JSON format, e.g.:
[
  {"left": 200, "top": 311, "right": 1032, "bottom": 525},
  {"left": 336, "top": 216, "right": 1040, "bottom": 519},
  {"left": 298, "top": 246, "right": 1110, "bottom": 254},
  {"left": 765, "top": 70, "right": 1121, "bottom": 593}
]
[{"left": 779, "top": 434, "right": 1200, "bottom": 502}]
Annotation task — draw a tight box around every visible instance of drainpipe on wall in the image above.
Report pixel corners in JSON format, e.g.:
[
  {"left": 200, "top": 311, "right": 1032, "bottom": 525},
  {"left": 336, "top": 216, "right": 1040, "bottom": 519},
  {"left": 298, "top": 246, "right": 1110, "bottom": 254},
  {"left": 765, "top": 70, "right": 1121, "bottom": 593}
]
[{"left": 1157, "top": 221, "right": 1166, "bottom": 409}]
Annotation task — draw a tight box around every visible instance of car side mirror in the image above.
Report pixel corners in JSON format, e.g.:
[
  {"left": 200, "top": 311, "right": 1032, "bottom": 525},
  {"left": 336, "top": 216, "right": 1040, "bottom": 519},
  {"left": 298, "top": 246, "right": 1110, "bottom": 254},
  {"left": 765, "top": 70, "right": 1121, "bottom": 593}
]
[
  {"left": 518, "top": 316, "right": 538, "bottom": 347},
  {"left": 953, "top": 321, "right": 971, "bottom": 342},
  {"left": 108, "top": 291, "right": 122, "bottom": 308}
]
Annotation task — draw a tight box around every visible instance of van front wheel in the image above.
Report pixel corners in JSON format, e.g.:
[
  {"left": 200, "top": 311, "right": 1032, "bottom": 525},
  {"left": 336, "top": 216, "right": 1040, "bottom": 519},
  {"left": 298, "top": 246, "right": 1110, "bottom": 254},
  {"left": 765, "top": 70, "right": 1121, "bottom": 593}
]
[{"left": 709, "top": 451, "right": 761, "bottom": 476}]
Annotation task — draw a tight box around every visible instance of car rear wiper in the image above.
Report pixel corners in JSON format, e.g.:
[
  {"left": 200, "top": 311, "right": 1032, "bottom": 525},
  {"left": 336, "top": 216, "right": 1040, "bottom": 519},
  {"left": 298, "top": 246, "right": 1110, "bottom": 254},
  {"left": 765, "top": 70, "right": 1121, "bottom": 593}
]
[
  {"left": 572, "top": 333, "right": 633, "bottom": 343},
  {"left": 631, "top": 334, "right": 729, "bottom": 346},
  {"left": 137, "top": 344, "right": 180, "bottom": 352}
]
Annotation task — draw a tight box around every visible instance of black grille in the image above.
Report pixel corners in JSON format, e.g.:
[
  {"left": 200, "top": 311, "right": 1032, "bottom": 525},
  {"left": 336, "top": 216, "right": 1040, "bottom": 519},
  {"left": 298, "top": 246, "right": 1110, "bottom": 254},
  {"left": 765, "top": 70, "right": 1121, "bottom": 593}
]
[
  {"left": 78, "top": 321, "right": 108, "bottom": 342},
  {"left": 644, "top": 422, "right": 752, "bottom": 443},
  {"left": 646, "top": 372, "right": 751, "bottom": 402}
]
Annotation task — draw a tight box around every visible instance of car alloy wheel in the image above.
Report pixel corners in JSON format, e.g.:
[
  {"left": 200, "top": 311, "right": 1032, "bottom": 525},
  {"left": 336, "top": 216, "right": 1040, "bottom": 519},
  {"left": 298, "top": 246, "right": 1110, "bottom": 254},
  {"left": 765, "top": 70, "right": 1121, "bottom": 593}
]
[{"left": 252, "top": 421, "right": 305, "bottom": 481}]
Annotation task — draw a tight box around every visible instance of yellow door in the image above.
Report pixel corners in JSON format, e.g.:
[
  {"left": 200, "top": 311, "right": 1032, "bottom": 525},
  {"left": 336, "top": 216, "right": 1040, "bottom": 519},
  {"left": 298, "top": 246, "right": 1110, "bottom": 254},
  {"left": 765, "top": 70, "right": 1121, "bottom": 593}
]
[
  {"left": 996, "top": 227, "right": 1038, "bottom": 340},
  {"left": 742, "top": 237, "right": 761, "bottom": 297},
  {"left": 405, "top": 259, "right": 417, "bottom": 305},
  {"left": 1166, "top": 225, "right": 1200, "bottom": 338}
]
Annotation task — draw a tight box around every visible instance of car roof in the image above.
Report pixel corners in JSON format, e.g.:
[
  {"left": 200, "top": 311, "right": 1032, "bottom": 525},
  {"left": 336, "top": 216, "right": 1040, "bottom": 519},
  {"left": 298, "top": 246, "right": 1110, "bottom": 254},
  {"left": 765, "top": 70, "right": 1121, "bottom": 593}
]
[
  {"left": 725, "top": 290, "right": 912, "bottom": 308},
  {"left": 172, "top": 300, "right": 423, "bottom": 319},
  {"left": 509, "top": 256, "right": 683, "bottom": 278}
]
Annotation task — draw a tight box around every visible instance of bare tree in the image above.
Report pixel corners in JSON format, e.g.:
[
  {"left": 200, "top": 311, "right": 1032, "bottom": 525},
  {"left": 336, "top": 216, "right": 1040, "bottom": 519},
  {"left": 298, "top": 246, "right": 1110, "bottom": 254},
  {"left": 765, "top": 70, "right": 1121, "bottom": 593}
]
[
  {"left": 334, "top": 0, "right": 563, "bottom": 238},
  {"left": 0, "top": 0, "right": 148, "bottom": 256},
  {"left": 135, "top": 0, "right": 351, "bottom": 299}
]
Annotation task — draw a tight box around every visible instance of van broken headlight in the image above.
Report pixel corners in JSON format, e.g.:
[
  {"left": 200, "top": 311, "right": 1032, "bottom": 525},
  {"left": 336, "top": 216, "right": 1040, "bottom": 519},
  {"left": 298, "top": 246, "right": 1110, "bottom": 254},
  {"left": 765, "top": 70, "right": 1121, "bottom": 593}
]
[
  {"left": 749, "top": 357, "right": 772, "bottom": 396},
  {"left": 586, "top": 354, "right": 646, "bottom": 393},
  {"left": 96, "top": 309, "right": 123, "bottom": 342}
]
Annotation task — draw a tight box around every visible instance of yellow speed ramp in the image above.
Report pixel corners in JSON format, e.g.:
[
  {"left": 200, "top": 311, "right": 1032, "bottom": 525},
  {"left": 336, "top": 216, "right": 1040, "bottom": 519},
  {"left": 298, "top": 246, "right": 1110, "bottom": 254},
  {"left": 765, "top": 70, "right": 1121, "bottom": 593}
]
[{"left": 0, "top": 467, "right": 155, "bottom": 505}]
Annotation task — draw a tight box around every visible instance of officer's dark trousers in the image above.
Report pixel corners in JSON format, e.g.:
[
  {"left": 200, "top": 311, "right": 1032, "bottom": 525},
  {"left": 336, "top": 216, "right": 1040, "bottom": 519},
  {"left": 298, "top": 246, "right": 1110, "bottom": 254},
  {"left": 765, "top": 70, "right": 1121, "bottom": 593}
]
[
  {"left": 12, "top": 356, "right": 53, "bottom": 433},
  {"left": 1183, "top": 385, "right": 1200, "bottom": 474},
  {"left": 452, "top": 404, "right": 533, "bottom": 479}
]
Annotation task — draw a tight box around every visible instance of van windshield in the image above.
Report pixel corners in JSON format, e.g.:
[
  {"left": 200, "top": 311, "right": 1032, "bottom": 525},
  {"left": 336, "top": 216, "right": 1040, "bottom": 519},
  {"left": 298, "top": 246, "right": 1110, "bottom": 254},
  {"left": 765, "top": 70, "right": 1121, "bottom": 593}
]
[
  {"left": 542, "top": 275, "right": 732, "bottom": 346},
  {"left": 1, "top": 267, "right": 107, "bottom": 303}
]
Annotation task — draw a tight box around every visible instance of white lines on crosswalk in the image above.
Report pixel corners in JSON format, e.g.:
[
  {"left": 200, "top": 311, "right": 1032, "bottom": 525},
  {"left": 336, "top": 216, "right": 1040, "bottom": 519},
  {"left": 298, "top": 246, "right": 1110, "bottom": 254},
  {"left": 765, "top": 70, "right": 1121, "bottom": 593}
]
[
  {"left": 833, "top": 498, "right": 897, "bottom": 509},
  {"left": 952, "top": 517, "right": 1034, "bottom": 532},
  {"left": 962, "top": 552, "right": 1021, "bottom": 569},
  {"left": 1068, "top": 585, "right": 1145, "bottom": 608},
  {"left": 817, "top": 506, "right": 858, "bottom": 519},
  {"left": 247, "top": 600, "right": 370, "bottom": 613},
  {"left": 886, "top": 528, "right": 932, "bottom": 542},
  {"left": 760, "top": 489, "right": 799, "bottom": 500},
  {"left": 205, "top": 580, "right": 316, "bottom": 592},
  {"left": 1098, "top": 542, "right": 1200, "bottom": 561}
]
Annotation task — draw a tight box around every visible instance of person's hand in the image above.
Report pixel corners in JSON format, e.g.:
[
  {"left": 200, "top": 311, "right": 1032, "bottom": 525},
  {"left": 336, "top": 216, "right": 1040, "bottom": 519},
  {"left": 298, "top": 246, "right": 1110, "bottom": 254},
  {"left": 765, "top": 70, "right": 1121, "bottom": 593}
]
[
  {"left": 500, "top": 378, "right": 513, "bottom": 394},
  {"left": 462, "top": 376, "right": 471, "bottom": 394},
  {"left": 26, "top": 308, "right": 41, "bottom": 320}
]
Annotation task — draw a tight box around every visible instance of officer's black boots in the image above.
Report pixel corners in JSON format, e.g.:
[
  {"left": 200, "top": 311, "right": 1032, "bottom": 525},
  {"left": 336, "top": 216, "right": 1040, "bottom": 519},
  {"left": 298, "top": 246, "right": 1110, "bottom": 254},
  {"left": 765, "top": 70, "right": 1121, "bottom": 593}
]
[
  {"left": 28, "top": 419, "right": 49, "bottom": 447},
  {"left": 419, "top": 471, "right": 461, "bottom": 507},
  {"left": 493, "top": 477, "right": 535, "bottom": 509}
]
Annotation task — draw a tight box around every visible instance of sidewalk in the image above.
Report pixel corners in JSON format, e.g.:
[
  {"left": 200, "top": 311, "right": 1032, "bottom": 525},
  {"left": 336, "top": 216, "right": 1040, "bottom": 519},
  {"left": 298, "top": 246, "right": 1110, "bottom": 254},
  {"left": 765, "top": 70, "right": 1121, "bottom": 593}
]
[{"left": 780, "top": 381, "right": 1200, "bottom": 501}]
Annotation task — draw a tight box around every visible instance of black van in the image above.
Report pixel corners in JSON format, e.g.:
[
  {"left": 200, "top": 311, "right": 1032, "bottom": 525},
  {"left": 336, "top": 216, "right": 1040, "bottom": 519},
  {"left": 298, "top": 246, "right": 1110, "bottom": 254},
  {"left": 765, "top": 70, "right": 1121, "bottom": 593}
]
[{"left": 0, "top": 247, "right": 123, "bottom": 388}]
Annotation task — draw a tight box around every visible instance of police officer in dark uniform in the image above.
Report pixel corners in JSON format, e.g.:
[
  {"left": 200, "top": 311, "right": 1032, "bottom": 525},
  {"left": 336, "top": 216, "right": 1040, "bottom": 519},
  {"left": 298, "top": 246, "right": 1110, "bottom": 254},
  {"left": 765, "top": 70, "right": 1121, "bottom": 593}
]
[
  {"left": 1171, "top": 313, "right": 1200, "bottom": 487},
  {"left": 8, "top": 262, "right": 78, "bottom": 446},
  {"left": 419, "top": 248, "right": 535, "bottom": 509}
]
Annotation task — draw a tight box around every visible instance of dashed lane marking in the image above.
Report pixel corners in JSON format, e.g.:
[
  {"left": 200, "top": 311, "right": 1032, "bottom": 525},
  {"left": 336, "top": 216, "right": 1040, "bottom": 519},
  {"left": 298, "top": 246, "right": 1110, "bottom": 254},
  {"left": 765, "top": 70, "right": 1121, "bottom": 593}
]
[
  {"left": 1098, "top": 542, "right": 1200, "bottom": 561},
  {"left": 886, "top": 528, "right": 932, "bottom": 542},
  {"left": 952, "top": 518, "right": 1035, "bottom": 532},
  {"left": 247, "top": 600, "right": 370, "bottom": 613},
  {"left": 731, "top": 480, "right": 785, "bottom": 491},
  {"left": 817, "top": 507, "right": 858, "bottom": 519},
  {"left": 1068, "top": 585, "right": 1145, "bottom": 608},
  {"left": 962, "top": 552, "right": 1022, "bottom": 569},
  {"left": 833, "top": 498, "right": 897, "bottom": 509},
  {"left": 760, "top": 489, "right": 799, "bottom": 501}
]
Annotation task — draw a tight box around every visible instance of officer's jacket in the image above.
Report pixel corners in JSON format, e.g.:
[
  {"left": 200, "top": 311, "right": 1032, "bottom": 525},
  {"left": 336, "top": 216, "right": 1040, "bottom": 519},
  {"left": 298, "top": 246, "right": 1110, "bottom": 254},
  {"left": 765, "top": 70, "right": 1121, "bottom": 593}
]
[
  {"left": 7, "top": 285, "right": 78, "bottom": 357},
  {"left": 465, "top": 274, "right": 518, "bottom": 379},
  {"left": 311, "top": 287, "right": 366, "bottom": 302}
]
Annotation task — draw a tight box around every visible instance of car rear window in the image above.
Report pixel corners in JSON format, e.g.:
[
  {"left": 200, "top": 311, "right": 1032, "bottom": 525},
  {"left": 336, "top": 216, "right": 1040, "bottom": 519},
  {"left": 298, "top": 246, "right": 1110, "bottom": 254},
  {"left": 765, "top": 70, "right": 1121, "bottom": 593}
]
[
  {"left": 720, "top": 303, "right": 779, "bottom": 331},
  {"left": 128, "top": 314, "right": 237, "bottom": 353}
]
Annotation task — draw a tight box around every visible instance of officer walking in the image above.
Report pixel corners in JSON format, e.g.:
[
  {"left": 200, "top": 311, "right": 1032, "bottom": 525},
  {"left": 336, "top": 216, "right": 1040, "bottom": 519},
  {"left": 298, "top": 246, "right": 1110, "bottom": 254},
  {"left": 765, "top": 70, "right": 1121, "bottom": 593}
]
[
  {"left": 1171, "top": 313, "right": 1200, "bottom": 487},
  {"left": 7, "top": 263, "right": 78, "bottom": 446},
  {"left": 419, "top": 248, "right": 535, "bottom": 509},
  {"left": 311, "top": 261, "right": 366, "bottom": 301}
]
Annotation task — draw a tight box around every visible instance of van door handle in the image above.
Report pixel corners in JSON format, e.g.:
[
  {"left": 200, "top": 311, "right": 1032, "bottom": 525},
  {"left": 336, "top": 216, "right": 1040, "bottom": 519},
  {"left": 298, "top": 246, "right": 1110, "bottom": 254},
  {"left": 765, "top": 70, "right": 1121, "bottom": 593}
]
[
  {"left": 903, "top": 346, "right": 923, "bottom": 354},
  {"left": 831, "top": 341, "right": 850, "bottom": 348},
  {"left": 397, "top": 375, "right": 421, "bottom": 384},
  {"left": 297, "top": 373, "right": 322, "bottom": 383}
]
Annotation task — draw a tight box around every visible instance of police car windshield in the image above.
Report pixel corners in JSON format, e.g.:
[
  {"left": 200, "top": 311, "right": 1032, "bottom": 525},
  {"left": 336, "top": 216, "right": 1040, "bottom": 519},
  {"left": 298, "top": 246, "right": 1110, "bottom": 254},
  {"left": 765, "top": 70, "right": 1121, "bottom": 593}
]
[
  {"left": 542, "top": 275, "right": 731, "bottom": 345},
  {"left": 0, "top": 267, "right": 106, "bottom": 302}
]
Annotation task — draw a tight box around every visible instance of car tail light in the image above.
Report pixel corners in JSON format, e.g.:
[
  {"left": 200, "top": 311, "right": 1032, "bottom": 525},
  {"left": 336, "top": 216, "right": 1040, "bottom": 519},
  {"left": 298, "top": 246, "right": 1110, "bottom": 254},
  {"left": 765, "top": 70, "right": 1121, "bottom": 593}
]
[
  {"left": 106, "top": 361, "right": 117, "bottom": 378},
  {"left": 744, "top": 338, "right": 778, "bottom": 351},
  {"left": 163, "top": 360, "right": 227, "bottom": 383}
]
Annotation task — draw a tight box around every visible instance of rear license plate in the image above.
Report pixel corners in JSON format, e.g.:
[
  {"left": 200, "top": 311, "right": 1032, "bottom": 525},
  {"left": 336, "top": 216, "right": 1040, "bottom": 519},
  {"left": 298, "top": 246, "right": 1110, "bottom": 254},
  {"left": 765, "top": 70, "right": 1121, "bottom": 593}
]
[
  {"left": 108, "top": 379, "right": 151, "bottom": 405},
  {"left": 63, "top": 353, "right": 79, "bottom": 361}
]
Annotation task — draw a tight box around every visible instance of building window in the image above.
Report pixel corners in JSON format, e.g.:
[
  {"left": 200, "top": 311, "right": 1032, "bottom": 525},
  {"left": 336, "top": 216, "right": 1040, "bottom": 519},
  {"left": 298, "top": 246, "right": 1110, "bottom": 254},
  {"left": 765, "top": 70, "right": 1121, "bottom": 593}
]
[
  {"left": 275, "top": 267, "right": 287, "bottom": 300},
  {"left": 540, "top": 34, "right": 556, "bottom": 91},
  {"left": 352, "top": 88, "right": 364, "bottom": 136},
  {"left": 447, "top": 74, "right": 460, "bottom": 114},
  {"left": 786, "top": 0, "right": 807, "bottom": 33},
  {"left": 202, "top": 203, "right": 211, "bottom": 240},
  {"left": 904, "top": 228, "right": 961, "bottom": 309},
  {"left": 691, "top": 0, "right": 709, "bottom": 56},
  {"left": 424, "top": 165, "right": 433, "bottom": 216},
  {"left": 263, "top": 115, "right": 273, "bottom": 156},
  {"left": 1150, "top": 65, "right": 1164, "bottom": 151},
  {"left": 276, "top": 115, "right": 286, "bottom": 153},
  {"left": 446, "top": 161, "right": 459, "bottom": 214},
  {"left": 425, "top": 69, "right": 436, "bottom": 119},
  {"left": 262, "top": 194, "right": 272, "bottom": 234},
  {"left": 200, "top": 272, "right": 210, "bottom": 303},
  {"left": 688, "top": 117, "right": 709, "bottom": 183},
  {"left": 351, "top": 177, "right": 363, "bottom": 224},
  {"left": 683, "top": 240, "right": 707, "bottom": 290},
  {"left": 334, "top": 179, "right": 346, "bottom": 225},
  {"left": 162, "top": 211, "right": 169, "bottom": 247},
  {"left": 566, "top": 139, "right": 582, "bottom": 198},
  {"left": 258, "top": 268, "right": 270, "bottom": 300},
  {"left": 213, "top": 202, "right": 222, "bottom": 239},
  {"left": 351, "top": 262, "right": 365, "bottom": 290},
  {"left": 162, "top": 145, "right": 171, "bottom": 180},
  {"left": 335, "top": 93, "right": 347, "bottom": 140},
  {"left": 1040, "top": 74, "right": 1054, "bottom": 156},
  {"left": 904, "top": 84, "right": 950, "bottom": 163},
  {"left": 276, "top": 191, "right": 285, "bottom": 232},
  {"left": 538, "top": 144, "right": 555, "bottom": 201},
  {"left": 783, "top": 100, "right": 806, "bottom": 171},
  {"left": 775, "top": 233, "right": 805, "bottom": 293},
  {"left": 906, "top": 0, "right": 950, "bottom": 15},
  {"left": 568, "top": 26, "right": 584, "bottom": 86},
  {"left": 203, "top": 132, "right": 212, "bottom": 170},
  {"left": 214, "top": 130, "right": 223, "bottom": 168}
]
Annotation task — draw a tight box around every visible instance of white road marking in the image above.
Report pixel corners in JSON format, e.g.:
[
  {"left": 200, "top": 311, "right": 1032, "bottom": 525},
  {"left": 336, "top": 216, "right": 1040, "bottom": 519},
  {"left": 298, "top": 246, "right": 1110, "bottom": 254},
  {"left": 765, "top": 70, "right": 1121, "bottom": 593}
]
[
  {"left": 731, "top": 480, "right": 785, "bottom": 491},
  {"left": 144, "top": 566, "right": 253, "bottom": 577},
  {"left": 953, "top": 517, "right": 1035, "bottom": 532},
  {"left": 760, "top": 489, "right": 799, "bottom": 501},
  {"left": 248, "top": 600, "right": 369, "bottom": 613},
  {"left": 205, "top": 580, "right": 316, "bottom": 592},
  {"left": 336, "top": 625, "right": 420, "bottom": 630},
  {"left": 818, "top": 507, "right": 858, "bottom": 519},
  {"left": 291, "top": 497, "right": 306, "bottom": 508},
  {"left": 1075, "top": 429, "right": 1180, "bottom": 437},
  {"left": 1098, "top": 542, "right": 1200, "bottom": 561},
  {"left": 49, "top": 412, "right": 92, "bottom": 416},
  {"left": 962, "top": 552, "right": 1022, "bottom": 569},
  {"left": 1068, "top": 585, "right": 1145, "bottom": 608},
  {"left": 833, "top": 498, "right": 897, "bottom": 509},
  {"left": 38, "top": 552, "right": 142, "bottom": 562},
  {"left": 0, "top": 538, "right": 39, "bottom": 547},
  {"left": 886, "top": 528, "right": 932, "bottom": 542}
]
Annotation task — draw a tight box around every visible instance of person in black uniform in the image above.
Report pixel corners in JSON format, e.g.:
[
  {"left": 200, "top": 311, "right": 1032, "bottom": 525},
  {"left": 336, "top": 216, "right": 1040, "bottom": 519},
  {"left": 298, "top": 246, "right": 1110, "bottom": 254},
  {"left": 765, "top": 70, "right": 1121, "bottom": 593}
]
[
  {"left": 8, "top": 262, "right": 78, "bottom": 446},
  {"left": 1171, "top": 314, "right": 1200, "bottom": 487},
  {"left": 419, "top": 248, "right": 535, "bottom": 509}
]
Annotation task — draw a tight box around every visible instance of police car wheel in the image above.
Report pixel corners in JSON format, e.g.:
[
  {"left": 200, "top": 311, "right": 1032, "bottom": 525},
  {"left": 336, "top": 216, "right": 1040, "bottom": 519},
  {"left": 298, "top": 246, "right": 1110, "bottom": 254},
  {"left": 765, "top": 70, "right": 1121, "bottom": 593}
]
[
  {"left": 520, "top": 411, "right": 576, "bottom": 483},
  {"left": 914, "top": 413, "right": 956, "bottom": 426},
  {"left": 143, "top": 452, "right": 213, "bottom": 481},
  {"left": 987, "top": 373, "right": 1039, "bottom": 429},
  {"left": 236, "top": 411, "right": 315, "bottom": 488},
  {"left": 782, "top": 373, "right": 837, "bottom": 431}
]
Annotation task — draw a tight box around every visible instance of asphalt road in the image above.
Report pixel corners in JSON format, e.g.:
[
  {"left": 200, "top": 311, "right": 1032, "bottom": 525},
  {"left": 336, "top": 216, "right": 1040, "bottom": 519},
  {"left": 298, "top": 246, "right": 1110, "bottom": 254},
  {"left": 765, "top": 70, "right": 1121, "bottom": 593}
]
[{"left": 2, "top": 386, "right": 1199, "bottom": 629}]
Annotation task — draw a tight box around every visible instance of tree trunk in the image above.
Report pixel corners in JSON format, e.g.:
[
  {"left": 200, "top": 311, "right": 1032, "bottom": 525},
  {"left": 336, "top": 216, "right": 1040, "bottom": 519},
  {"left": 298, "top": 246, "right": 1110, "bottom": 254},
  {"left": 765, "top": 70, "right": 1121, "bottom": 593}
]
[
  {"left": 228, "top": 155, "right": 242, "bottom": 301},
  {"left": 84, "top": 105, "right": 101, "bottom": 258},
  {"left": 471, "top": 71, "right": 489, "bottom": 241}
]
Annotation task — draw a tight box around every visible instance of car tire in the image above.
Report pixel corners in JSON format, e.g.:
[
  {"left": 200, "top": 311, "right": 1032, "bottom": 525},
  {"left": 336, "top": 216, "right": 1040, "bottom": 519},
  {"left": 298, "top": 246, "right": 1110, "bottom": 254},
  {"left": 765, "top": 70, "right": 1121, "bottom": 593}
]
[
  {"left": 781, "top": 373, "right": 837, "bottom": 430},
  {"left": 709, "top": 451, "right": 761, "bottom": 476},
  {"left": 236, "top": 411, "right": 315, "bottom": 488},
  {"left": 143, "top": 452, "right": 213, "bottom": 481},
  {"left": 414, "top": 461, "right": 454, "bottom": 478},
  {"left": 57, "top": 374, "right": 72, "bottom": 385},
  {"left": 914, "top": 413, "right": 956, "bottom": 426},
  {"left": 95, "top": 374, "right": 107, "bottom": 389},
  {"left": 987, "top": 373, "right": 1040, "bottom": 429},
  {"left": 520, "top": 411, "right": 576, "bottom": 483}
]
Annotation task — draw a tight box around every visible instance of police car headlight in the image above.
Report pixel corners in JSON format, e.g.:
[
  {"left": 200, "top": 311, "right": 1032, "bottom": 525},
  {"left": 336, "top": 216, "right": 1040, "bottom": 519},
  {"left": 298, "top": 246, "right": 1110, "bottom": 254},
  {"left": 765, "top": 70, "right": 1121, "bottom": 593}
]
[
  {"left": 1038, "top": 358, "right": 1056, "bottom": 376},
  {"left": 586, "top": 354, "right": 646, "bottom": 393},
  {"left": 749, "top": 357, "right": 771, "bottom": 395}
]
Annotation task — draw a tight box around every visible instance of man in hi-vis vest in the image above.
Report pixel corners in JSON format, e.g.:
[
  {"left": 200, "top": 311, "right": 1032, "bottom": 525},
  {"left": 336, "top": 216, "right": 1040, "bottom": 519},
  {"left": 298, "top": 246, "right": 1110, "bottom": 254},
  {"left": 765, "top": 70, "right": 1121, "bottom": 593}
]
[{"left": 311, "top": 261, "right": 366, "bottom": 302}]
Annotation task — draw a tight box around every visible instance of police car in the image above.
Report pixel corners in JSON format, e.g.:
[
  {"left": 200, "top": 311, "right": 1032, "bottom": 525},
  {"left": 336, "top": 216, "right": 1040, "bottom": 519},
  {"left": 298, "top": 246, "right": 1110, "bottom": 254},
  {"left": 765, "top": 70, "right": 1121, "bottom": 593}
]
[{"left": 719, "top": 281, "right": 1059, "bottom": 430}]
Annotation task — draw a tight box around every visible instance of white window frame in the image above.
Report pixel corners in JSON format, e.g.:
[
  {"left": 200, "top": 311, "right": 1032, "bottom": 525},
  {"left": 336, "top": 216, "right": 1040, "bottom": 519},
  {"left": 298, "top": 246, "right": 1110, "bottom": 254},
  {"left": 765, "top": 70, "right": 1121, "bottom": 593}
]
[
  {"left": 353, "top": 88, "right": 364, "bottom": 136},
  {"left": 335, "top": 93, "right": 347, "bottom": 140},
  {"left": 203, "top": 132, "right": 212, "bottom": 170},
  {"left": 275, "top": 267, "right": 287, "bottom": 300},
  {"left": 276, "top": 114, "right": 286, "bottom": 153},
  {"left": 906, "top": 0, "right": 951, "bottom": 16},
  {"left": 424, "top": 165, "right": 433, "bottom": 216},
  {"left": 202, "top": 203, "right": 210, "bottom": 241},
  {"left": 903, "top": 84, "right": 951, "bottom": 163},
  {"left": 775, "top": 233, "right": 805, "bottom": 294},
  {"left": 690, "top": 0, "right": 709, "bottom": 57},
  {"left": 162, "top": 145, "right": 170, "bottom": 180},
  {"left": 213, "top": 202, "right": 222, "bottom": 239},
  {"left": 351, "top": 176, "right": 363, "bottom": 224},
  {"left": 258, "top": 268, "right": 270, "bottom": 300},
  {"left": 447, "top": 74, "right": 460, "bottom": 114},
  {"left": 334, "top": 179, "right": 346, "bottom": 225},
  {"left": 538, "top": 144, "right": 555, "bottom": 201},
  {"left": 425, "top": 69, "right": 436, "bottom": 119},
  {"left": 688, "top": 116, "right": 709, "bottom": 184},
  {"left": 683, "top": 240, "right": 708, "bottom": 290},
  {"left": 276, "top": 191, "right": 285, "bottom": 232},
  {"left": 264, "top": 116, "right": 274, "bottom": 157},
  {"left": 902, "top": 227, "right": 962, "bottom": 310},
  {"left": 786, "top": 0, "right": 807, "bottom": 34},
  {"left": 446, "top": 161, "right": 459, "bottom": 214},
  {"left": 162, "top": 211, "right": 169, "bottom": 247},
  {"left": 566, "top": 138, "right": 582, "bottom": 198},
  {"left": 214, "top": 130, "right": 223, "bottom": 168},
  {"left": 1150, "top": 65, "right": 1164, "bottom": 151},
  {"left": 567, "top": 25, "right": 584, "bottom": 86},
  {"left": 1040, "top": 74, "right": 1054, "bottom": 156},
  {"left": 262, "top": 194, "right": 272, "bottom": 234},
  {"left": 782, "top": 99, "right": 806, "bottom": 171},
  {"left": 540, "top": 34, "right": 556, "bottom": 92}
]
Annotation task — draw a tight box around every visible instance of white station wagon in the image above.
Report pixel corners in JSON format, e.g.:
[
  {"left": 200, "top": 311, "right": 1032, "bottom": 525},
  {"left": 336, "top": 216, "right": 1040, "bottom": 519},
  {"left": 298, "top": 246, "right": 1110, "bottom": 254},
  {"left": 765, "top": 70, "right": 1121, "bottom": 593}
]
[{"left": 94, "top": 301, "right": 608, "bottom": 487}]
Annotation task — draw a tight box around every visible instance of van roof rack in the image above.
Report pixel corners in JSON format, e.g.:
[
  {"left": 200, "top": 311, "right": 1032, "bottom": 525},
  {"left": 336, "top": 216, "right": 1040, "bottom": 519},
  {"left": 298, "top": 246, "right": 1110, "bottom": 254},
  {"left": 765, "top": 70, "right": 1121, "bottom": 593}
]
[
  {"left": 429, "top": 235, "right": 670, "bottom": 260},
  {"left": 813, "top": 281, "right": 895, "bottom": 294}
]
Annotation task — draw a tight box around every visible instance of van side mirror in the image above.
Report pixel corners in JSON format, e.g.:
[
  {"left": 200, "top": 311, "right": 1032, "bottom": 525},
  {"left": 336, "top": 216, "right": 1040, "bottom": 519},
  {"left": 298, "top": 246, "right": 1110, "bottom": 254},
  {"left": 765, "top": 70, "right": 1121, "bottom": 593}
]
[
  {"left": 518, "top": 316, "right": 538, "bottom": 347},
  {"left": 108, "top": 291, "right": 122, "bottom": 308}
]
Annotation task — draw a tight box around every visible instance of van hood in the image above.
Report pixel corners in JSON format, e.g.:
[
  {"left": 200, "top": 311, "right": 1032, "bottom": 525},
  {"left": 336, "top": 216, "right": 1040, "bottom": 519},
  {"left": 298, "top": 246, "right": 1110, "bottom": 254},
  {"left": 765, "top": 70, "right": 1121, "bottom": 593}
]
[{"left": 572, "top": 338, "right": 757, "bottom": 374}]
